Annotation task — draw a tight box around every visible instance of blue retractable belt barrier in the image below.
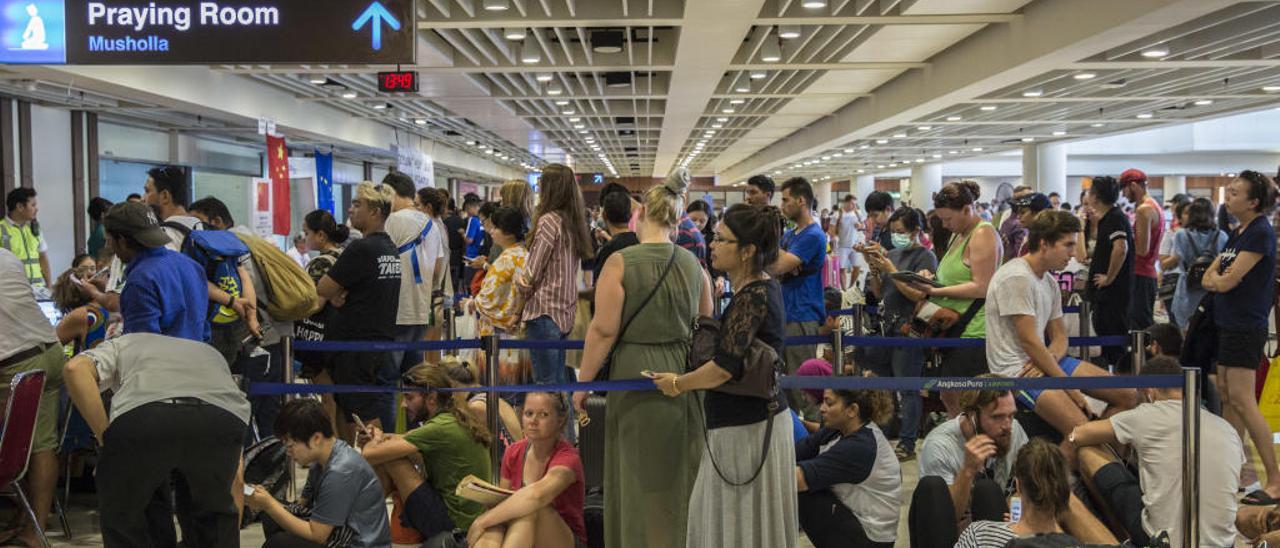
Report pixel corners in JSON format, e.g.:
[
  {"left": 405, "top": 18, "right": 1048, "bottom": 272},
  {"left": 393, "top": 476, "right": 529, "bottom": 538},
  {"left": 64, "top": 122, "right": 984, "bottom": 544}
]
[
  {"left": 246, "top": 374, "right": 1183, "bottom": 396},
  {"left": 292, "top": 335, "right": 1129, "bottom": 353},
  {"left": 293, "top": 339, "right": 482, "bottom": 352}
]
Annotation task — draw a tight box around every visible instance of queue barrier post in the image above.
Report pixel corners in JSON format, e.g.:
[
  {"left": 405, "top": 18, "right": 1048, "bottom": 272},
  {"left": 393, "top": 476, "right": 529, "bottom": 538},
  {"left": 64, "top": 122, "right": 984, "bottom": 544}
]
[
  {"left": 1077, "top": 300, "right": 1091, "bottom": 359},
  {"left": 842, "top": 304, "right": 864, "bottom": 376},
  {"left": 833, "top": 326, "right": 845, "bottom": 377},
  {"left": 279, "top": 336, "right": 297, "bottom": 497},
  {"left": 445, "top": 306, "right": 457, "bottom": 356},
  {"left": 483, "top": 335, "right": 502, "bottom": 480},
  {"left": 1130, "top": 330, "right": 1148, "bottom": 375},
  {"left": 1181, "top": 367, "right": 1201, "bottom": 548}
]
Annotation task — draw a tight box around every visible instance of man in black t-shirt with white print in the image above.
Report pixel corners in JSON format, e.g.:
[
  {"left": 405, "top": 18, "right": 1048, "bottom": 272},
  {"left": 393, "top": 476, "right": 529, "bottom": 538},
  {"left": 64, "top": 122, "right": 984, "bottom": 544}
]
[
  {"left": 1085, "top": 176, "right": 1134, "bottom": 370},
  {"left": 318, "top": 181, "right": 401, "bottom": 442}
]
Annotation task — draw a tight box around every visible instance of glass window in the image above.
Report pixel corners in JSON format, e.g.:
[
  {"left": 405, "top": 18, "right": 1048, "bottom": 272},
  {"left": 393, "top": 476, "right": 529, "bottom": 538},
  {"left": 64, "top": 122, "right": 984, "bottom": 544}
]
[
  {"left": 192, "top": 170, "right": 250, "bottom": 229},
  {"left": 98, "top": 159, "right": 163, "bottom": 204}
]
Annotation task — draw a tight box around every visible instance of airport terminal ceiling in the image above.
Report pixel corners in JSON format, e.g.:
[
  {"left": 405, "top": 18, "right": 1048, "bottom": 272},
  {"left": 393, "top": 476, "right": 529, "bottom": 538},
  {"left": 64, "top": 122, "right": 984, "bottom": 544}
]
[{"left": 0, "top": 0, "right": 1274, "bottom": 185}]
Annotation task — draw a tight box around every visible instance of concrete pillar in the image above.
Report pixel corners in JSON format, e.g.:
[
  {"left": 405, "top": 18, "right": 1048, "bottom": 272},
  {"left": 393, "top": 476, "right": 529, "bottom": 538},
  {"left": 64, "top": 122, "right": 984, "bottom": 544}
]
[
  {"left": 910, "top": 164, "right": 942, "bottom": 209},
  {"left": 1164, "top": 175, "right": 1186, "bottom": 198},
  {"left": 1022, "top": 142, "right": 1067, "bottom": 198},
  {"left": 814, "top": 180, "right": 834, "bottom": 214},
  {"left": 855, "top": 174, "right": 875, "bottom": 201}
]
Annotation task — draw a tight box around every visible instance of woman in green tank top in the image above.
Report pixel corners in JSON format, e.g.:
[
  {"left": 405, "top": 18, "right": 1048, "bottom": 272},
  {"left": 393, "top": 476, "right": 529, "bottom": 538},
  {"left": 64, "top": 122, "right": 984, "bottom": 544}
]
[{"left": 912, "top": 181, "right": 1002, "bottom": 416}]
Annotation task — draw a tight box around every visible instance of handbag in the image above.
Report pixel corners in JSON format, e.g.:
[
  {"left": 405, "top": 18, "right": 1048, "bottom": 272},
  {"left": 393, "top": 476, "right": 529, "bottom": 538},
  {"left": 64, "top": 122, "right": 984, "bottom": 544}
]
[
  {"left": 1180, "top": 293, "right": 1218, "bottom": 373},
  {"left": 595, "top": 246, "right": 678, "bottom": 384},
  {"left": 688, "top": 314, "right": 783, "bottom": 401},
  {"left": 902, "top": 298, "right": 985, "bottom": 339}
]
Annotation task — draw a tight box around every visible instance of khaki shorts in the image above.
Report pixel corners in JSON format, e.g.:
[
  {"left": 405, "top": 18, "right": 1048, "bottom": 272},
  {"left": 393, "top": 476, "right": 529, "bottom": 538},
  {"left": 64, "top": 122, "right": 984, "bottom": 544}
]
[{"left": 0, "top": 344, "right": 66, "bottom": 452}]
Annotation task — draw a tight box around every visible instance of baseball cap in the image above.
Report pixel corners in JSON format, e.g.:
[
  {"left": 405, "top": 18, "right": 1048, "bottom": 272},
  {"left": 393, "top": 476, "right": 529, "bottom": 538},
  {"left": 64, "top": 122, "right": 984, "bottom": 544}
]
[
  {"left": 1120, "top": 168, "right": 1148, "bottom": 184},
  {"left": 1012, "top": 193, "right": 1052, "bottom": 212},
  {"left": 103, "top": 202, "right": 170, "bottom": 248}
]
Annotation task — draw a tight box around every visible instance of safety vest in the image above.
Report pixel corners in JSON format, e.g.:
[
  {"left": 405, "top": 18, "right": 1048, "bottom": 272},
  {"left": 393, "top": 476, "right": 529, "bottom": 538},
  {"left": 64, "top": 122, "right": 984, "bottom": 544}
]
[{"left": 0, "top": 218, "right": 44, "bottom": 287}]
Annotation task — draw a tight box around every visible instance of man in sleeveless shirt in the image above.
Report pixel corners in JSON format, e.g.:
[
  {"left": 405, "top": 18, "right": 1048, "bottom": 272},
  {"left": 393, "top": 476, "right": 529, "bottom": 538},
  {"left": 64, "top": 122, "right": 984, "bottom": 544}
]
[{"left": 1121, "top": 169, "right": 1163, "bottom": 331}]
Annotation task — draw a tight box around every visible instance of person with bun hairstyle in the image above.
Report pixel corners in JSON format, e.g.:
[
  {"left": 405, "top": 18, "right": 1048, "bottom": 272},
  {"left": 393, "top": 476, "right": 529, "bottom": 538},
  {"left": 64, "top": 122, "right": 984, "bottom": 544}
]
[
  {"left": 1203, "top": 170, "right": 1280, "bottom": 505},
  {"left": 910, "top": 180, "right": 1001, "bottom": 416},
  {"left": 954, "top": 439, "right": 1082, "bottom": 547},
  {"left": 649, "top": 203, "right": 798, "bottom": 547},
  {"left": 473, "top": 206, "right": 529, "bottom": 337},
  {"left": 360, "top": 364, "right": 492, "bottom": 542},
  {"left": 517, "top": 164, "right": 595, "bottom": 390},
  {"left": 795, "top": 389, "right": 900, "bottom": 548},
  {"left": 574, "top": 170, "right": 713, "bottom": 548}
]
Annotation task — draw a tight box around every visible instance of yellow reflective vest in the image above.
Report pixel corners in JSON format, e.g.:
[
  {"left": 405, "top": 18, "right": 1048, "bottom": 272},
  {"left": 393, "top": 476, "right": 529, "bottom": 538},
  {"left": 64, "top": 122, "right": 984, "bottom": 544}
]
[{"left": 0, "top": 218, "right": 45, "bottom": 287}]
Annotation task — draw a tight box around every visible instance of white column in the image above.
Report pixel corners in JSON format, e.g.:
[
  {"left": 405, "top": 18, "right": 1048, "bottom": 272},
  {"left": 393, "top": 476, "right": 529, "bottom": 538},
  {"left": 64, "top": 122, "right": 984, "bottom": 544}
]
[
  {"left": 910, "top": 164, "right": 942, "bottom": 209},
  {"left": 814, "top": 180, "right": 834, "bottom": 214},
  {"left": 1022, "top": 142, "right": 1067, "bottom": 197},
  {"left": 1164, "top": 175, "right": 1186, "bottom": 198},
  {"left": 855, "top": 174, "right": 875, "bottom": 201}
]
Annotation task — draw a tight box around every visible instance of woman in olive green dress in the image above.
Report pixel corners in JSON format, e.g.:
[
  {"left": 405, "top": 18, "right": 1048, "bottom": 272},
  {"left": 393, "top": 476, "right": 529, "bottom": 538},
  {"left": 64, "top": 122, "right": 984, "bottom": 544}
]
[{"left": 574, "top": 173, "right": 713, "bottom": 548}]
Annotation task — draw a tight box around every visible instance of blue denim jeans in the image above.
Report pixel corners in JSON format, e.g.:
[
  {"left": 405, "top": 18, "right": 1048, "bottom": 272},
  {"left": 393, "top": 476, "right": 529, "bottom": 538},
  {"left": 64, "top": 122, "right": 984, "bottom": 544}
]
[
  {"left": 393, "top": 324, "right": 429, "bottom": 375},
  {"left": 525, "top": 315, "right": 568, "bottom": 384},
  {"left": 891, "top": 345, "right": 925, "bottom": 452}
]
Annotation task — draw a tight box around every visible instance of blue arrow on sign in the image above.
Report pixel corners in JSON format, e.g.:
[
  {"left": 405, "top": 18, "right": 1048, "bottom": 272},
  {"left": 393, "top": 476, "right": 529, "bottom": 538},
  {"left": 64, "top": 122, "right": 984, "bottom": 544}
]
[{"left": 352, "top": 2, "right": 401, "bottom": 51}]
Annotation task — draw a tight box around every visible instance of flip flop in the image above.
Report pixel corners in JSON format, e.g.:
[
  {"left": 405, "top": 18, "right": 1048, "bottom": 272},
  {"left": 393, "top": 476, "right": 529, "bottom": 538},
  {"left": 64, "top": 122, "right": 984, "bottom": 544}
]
[{"left": 1244, "top": 490, "right": 1280, "bottom": 506}]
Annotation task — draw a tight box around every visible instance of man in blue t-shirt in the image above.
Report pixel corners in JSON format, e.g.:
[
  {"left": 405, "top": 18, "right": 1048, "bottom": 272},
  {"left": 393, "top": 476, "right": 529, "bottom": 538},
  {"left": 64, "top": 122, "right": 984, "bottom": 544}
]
[{"left": 770, "top": 177, "right": 828, "bottom": 415}]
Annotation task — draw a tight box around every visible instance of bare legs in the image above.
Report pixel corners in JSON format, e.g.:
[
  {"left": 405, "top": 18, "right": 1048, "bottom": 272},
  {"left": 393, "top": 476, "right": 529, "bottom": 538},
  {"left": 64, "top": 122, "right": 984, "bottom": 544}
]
[
  {"left": 473, "top": 506, "right": 574, "bottom": 548},
  {"left": 1218, "top": 365, "right": 1280, "bottom": 498}
]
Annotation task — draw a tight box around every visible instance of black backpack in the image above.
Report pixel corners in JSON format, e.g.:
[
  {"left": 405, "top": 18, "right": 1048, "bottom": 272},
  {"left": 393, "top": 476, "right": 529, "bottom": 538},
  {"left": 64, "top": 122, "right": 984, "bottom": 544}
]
[
  {"left": 241, "top": 437, "right": 290, "bottom": 527},
  {"left": 1184, "top": 230, "right": 1220, "bottom": 291}
]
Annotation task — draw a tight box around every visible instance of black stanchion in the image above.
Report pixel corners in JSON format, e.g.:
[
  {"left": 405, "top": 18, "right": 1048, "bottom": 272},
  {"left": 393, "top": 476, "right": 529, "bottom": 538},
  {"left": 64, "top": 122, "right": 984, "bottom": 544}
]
[
  {"left": 1130, "top": 330, "right": 1148, "bottom": 374},
  {"left": 483, "top": 335, "right": 501, "bottom": 480},
  {"left": 1182, "top": 367, "right": 1201, "bottom": 547}
]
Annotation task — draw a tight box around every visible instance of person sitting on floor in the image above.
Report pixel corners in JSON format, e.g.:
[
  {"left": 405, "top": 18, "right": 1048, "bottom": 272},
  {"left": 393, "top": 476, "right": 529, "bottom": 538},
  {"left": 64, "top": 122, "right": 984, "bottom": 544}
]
[
  {"left": 245, "top": 399, "right": 391, "bottom": 548},
  {"left": 445, "top": 359, "right": 522, "bottom": 455},
  {"left": 983, "top": 210, "right": 1136, "bottom": 436},
  {"left": 910, "top": 381, "right": 1114, "bottom": 547},
  {"left": 468, "top": 392, "right": 587, "bottom": 548},
  {"left": 795, "top": 388, "right": 900, "bottom": 548},
  {"left": 1072, "top": 356, "right": 1242, "bottom": 548},
  {"left": 955, "top": 439, "right": 1086, "bottom": 547},
  {"left": 359, "top": 363, "right": 492, "bottom": 543}
]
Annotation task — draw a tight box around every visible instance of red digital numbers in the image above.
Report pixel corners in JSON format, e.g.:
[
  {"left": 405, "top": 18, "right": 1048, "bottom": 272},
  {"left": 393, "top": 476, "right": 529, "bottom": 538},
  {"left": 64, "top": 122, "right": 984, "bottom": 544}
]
[{"left": 377, "top": 71, "right": 418, "bottom": 92}]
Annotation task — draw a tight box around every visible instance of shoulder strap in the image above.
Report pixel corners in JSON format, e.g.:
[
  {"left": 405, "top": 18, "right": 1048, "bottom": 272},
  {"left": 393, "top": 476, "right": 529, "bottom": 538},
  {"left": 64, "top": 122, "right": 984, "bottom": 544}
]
[
  {"left": 1187, "top": 231, "right": 1200, "bottom": 258},
  {"left": 617, "top": 246, "right": 679, "bottom": 336},
  {"left": 160, "top": 220, "right": 192, "bottom": 239},
  {"left": 945, "top": 298, "right": 986, "bottom": 338}
]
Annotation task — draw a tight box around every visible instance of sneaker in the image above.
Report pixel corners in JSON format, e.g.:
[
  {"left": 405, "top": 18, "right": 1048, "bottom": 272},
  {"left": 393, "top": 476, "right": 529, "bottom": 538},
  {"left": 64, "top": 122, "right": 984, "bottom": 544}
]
[{"left": 895, "top": 444, "right": 916, "bottom": 462}]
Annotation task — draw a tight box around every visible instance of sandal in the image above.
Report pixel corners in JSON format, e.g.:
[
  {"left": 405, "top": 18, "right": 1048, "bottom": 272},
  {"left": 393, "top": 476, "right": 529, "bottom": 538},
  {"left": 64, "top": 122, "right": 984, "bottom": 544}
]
[
  {"left": 1244, "top": 490, "right": 1280, "bottom": 506},
  {"left": 895, "top": 445, "right": 915, "bottom": 462}
]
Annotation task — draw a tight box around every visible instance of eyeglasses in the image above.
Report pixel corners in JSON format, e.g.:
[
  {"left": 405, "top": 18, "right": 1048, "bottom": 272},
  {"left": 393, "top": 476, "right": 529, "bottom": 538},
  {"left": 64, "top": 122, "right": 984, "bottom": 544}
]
[{"left": 712, "top": 234, "right": 738, "bottom": 245}]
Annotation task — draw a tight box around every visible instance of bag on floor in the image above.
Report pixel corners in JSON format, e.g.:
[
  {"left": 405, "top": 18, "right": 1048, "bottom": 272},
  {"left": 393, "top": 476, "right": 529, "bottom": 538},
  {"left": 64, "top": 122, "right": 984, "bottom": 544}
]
[
  {"left": 235, "top": 232, "right": 320, "bottom": 321},
  {"left": 579, "top": 395, "right": 607, "bottom": 490},
  {"left": 583, "top": 486, "right": 604, "bottom": 548}
]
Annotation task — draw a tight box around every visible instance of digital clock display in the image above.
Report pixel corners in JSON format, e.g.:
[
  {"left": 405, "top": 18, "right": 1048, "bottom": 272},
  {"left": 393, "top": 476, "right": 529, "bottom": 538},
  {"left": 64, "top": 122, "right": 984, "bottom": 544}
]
[{"left": 377, "top": 71, "right": 419, "bottom": 92}]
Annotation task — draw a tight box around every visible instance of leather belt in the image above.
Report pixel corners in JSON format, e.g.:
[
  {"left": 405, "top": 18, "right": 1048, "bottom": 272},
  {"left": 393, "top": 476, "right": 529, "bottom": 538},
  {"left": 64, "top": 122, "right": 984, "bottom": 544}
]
[{"left": 0, "top": 342, "right": 57, "bottom": 370}]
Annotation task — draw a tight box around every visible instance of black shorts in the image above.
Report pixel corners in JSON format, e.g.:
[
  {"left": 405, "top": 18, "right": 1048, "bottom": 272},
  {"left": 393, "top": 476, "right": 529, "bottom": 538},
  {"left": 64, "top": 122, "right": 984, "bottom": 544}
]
[
  {"left": 938, "top": 345, "right": 988, "bottom": 377},
  {"left": 1092, "top": 462, "right": 1151, "bottom": 546},
  {"left": 402, "top": 480, "right": 455, "bottom": 538},
  {"left": 326, "top": 350, "right": 393, "bottom": 421},
  {"left": 1217, "top": 328, "right": 1268, "bottom": 370}
]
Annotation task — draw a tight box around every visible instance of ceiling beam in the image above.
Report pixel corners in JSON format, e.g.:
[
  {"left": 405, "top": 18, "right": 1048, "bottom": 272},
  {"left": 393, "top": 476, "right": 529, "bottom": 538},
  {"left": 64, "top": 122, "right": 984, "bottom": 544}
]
[
  {"left": 419, "top": 18, "right": 683, "bottom": 29},
  {"left": 962, "top": 95, "right": 1280, "bottom": 103},
  {"left": 1069, "top": 60, "right": 1280, "bottom": 69},
  {"left": 752, "top": 14, "right": 1021, "bottom": 25}
]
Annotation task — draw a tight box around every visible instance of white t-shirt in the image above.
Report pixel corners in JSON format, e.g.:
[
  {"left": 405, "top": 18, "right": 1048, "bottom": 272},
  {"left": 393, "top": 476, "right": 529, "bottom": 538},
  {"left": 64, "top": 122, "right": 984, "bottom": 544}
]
[
  {"left": 837, "top": 209, "right": 863, "bottom": 249},
  {"left": 826, "top": 423, "right": 900, "bottom": 543},
  {"left": 0, "top": 249, "right": 57, "bottom": 360},
  {"left": 984, "top": 257, "right": 1064, "bottom": 378},
  {"left": 919, "top": 415, "right": 1028, "bottom": 491},
  {"left": 1111, "top": 399, "right": 1241, "bottom": 548},
  {"left": 386, "top": 208, "right": 446, "bottom": 326}
]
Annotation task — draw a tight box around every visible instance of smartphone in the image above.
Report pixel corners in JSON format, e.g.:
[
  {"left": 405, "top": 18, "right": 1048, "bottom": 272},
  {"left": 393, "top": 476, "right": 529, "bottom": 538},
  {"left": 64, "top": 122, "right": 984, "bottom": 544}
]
[
  {"left": 243, "top": 485, "right": 256, "bottom": 497},
  {"left": 351, "top": 413, "right": 368, "bottom": 434},
  {"left": 640, "top": 370, "right": 656, "bottom": 379},
  {"left": 1009, "top": 496, "right": 1022, "bottom": 523},
  {"left": 889, "top": 271, "right": 943, "bottom": 288}
]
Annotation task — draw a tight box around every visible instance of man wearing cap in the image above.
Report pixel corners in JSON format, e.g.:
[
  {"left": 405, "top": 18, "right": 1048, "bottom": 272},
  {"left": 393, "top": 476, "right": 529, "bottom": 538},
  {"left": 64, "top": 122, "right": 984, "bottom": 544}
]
[
  {"left": 1010, "top": 193, "right": 1054, "bottom": 258},
  {"left": 93, "top": 202, "right": 210, "bottom": 342},
  {"left": 1121, "top": 168, "right": 1163, "bottom": 330}
]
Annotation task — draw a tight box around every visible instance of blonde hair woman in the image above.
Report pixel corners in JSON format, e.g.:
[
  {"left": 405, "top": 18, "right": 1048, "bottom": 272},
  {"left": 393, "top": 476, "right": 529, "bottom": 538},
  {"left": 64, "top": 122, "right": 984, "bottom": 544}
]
[{"left": 574, "top": 169, "right": 713, "bottom": 548}]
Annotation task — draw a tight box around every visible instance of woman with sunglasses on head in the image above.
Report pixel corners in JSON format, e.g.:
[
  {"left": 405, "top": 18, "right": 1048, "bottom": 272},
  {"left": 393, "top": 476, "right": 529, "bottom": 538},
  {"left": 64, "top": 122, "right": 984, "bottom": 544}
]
[
  {"left": 1202, "top": 170, "right": 1280, "bottom": 506},
  {"left": 468, "top": 392, "right": 587, "bottom": 548},
  {"left": 649, "top": 203, "right": 798, "bottom": 548}
]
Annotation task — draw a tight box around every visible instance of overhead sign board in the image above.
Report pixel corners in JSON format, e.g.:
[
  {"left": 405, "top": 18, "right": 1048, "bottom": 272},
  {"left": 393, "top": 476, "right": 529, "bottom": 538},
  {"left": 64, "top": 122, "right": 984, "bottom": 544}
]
[{"left": 0, "top": 0, "right": 414, "bottom": 64}]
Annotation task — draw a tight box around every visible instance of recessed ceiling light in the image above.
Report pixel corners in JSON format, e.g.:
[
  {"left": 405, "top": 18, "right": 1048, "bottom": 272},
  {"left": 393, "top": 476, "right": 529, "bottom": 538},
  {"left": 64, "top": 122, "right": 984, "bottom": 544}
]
[
  {"left": 1263, "top": 86, "right": 1280, "bottom": 93},
  {"left": 555, "top": 99, "right": 569, "bottom": 106},
  {"left": 1136, "top": 112, "right": 1153, "bottom": 119},
  {"left": 892, "top": 133, "right": 907, "bottom": 138},
  {"left": 1073, "top": 72, "right": 1097, "bottom": 80},
  {"left": 821, "top": 156, "right": 830, "bottom": 160},
  {"left": 1100, "top": 79, "right": 1128, "bottom": 90},
  {"left": 574, "top": 124, "right": 585, "bottom": 129},
  {"left": 917, "top": 126, "right": 932, "bottom": 131},
  {"left": 729, "top": 99, "right": 746, "bottom": 105},
  {"left": 568, "top": 117, "right": 580, "bottom": 122},
  {"left": 858, "top": 145, "right": 869, "bottom": 150},
  {"left": 1021, "top": 137, "right": 1035, "bottom": 142},
  {"left": 750, "top": 70, "right": 768, "bottom": 80},
  {"left": 1090, "top": 123, "right": 1105, "bottom": 128},
  {"left": 372, "top": 103, "right": 387, "bottom": 110},
  {"left": 308, "top": 75, "right": 328, "bottom": 85},
  {"left": 1052, "top": 130, "right": 1066, "bottom": 136},
  {"left": 504, "top": 27, "right": 527, "bottom": 40},
  {"left": 876, "top": 165, "right": 885, "bottom": 169},
  {"left": 578, "top": 130, "right": 589, "bottom": 134},
  {"left": 735, "top": 82, "right": 751, "bottom": 93},
  {"left": 946, "top": 116, "right": 962, "bottom": 122},
  {"left": 972, "top": 147, "right": 984, "bottom": 152},
  {"left": 1140, "top": 46, "right": 1169, "bottom": 58},
  {"left": 716, "top": 117, "right": 729, "bottom": 122},
  {"left": 980, "top": 105, "right": 998, "bottom": 111},
  {"left": 801, "top": 0, "right": 826, "bottom": 8},
  {"left": 948, "top": 150, "right": 958, "bottom": 154},
  {"left": 722, "top": 108, "right": 735, "bottom": 114},
  {"left": 547, "top": 83, "right": 563, "bottom": 96},
  {"left": 888, "top": 163, "right": 898, "bottom": 167},
  {"left": 414, "top": 118, "right": 427, "bottom": 125},
  {"left": 777, "top": 26, "right": 801, "bottom": 40},
  {"left": 833, "top": 153, "right": 843, "bottom": 157},
  {"left": 1194, "top": 99, "right": 1214, "bottom": 106},
  {"left": 711, "top": 124, "right": 723, "bottom": 129},
  {"left": 932, "top": 154, "right": 942, "bottom": 159},
  {"left": 875, "top": 139, "right": 888, "bottom": 144},
  {"left": 591, "top": 30, "right": 624, "bottom": 54},
  {"left": 535, "top": 73, "right": 554, "bottom": 83},
  {"left": 562, "top": 108, "right": 576, "bottom": 115},
  {"left": 856, "top": 169, "right": 865, "bottom": 174},
  {"left": 483, "top": 0, "right": 509, "bottom": 11},
  {"left": 465, "top": 140, "right": 476, "bottom": 146},
  {"left": 1022, "top": 89, "right": 1044, "bottom": 98},
  {"left": 341, "top": 91, "right": 357, "bottom": 99},
  {"left": 760, "top": 39, "right": 781, "bottom": 63},
  {"left": 520, "top": 42, "right": 541, "bottom": 64}
]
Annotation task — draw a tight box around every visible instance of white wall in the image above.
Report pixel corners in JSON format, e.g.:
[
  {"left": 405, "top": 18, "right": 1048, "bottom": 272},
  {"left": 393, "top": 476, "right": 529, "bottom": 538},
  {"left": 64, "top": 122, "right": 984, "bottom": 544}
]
[
  {"left": 30, "top": 105, "right": 75, "bottom": 274},
  {"left": 98, "top": 123, "right": 168, "bottom": 162}
]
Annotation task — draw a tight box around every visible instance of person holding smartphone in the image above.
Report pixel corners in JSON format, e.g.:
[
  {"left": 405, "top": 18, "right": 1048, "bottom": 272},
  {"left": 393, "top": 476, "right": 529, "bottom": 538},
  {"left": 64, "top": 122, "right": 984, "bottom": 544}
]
[{"left": 954, "top": 440, "right": 1083, "bottom": 547}]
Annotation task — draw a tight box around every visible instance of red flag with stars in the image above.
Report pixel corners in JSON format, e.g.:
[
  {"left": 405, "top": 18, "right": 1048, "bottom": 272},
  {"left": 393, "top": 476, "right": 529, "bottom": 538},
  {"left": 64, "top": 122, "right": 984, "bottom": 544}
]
[{"left": 267, "top": 135, "right": 291, "bottom": 235}]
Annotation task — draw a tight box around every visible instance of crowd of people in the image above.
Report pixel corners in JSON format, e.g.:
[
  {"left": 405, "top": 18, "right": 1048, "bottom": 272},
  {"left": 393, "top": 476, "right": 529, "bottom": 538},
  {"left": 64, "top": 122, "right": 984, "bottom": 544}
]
[{"left": 0, "top": 161, "right": 1279, "bottom": 548}]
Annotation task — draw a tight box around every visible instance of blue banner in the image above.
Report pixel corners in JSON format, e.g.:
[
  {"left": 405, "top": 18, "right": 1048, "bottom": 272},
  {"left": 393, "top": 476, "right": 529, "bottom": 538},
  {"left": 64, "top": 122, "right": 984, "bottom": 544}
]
[{"left": 314, "top": 150, "right": 335, "bottom": 215}]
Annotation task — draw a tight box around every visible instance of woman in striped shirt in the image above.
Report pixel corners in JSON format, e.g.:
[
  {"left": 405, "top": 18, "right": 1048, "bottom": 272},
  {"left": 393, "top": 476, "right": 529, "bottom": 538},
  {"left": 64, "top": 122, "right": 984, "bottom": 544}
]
[
  {"left": 955, "top": 439, "right": 1081, "bottom": 547},
  {"left": 516, "top": 164, "right": 595, "bottom": 386}
]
